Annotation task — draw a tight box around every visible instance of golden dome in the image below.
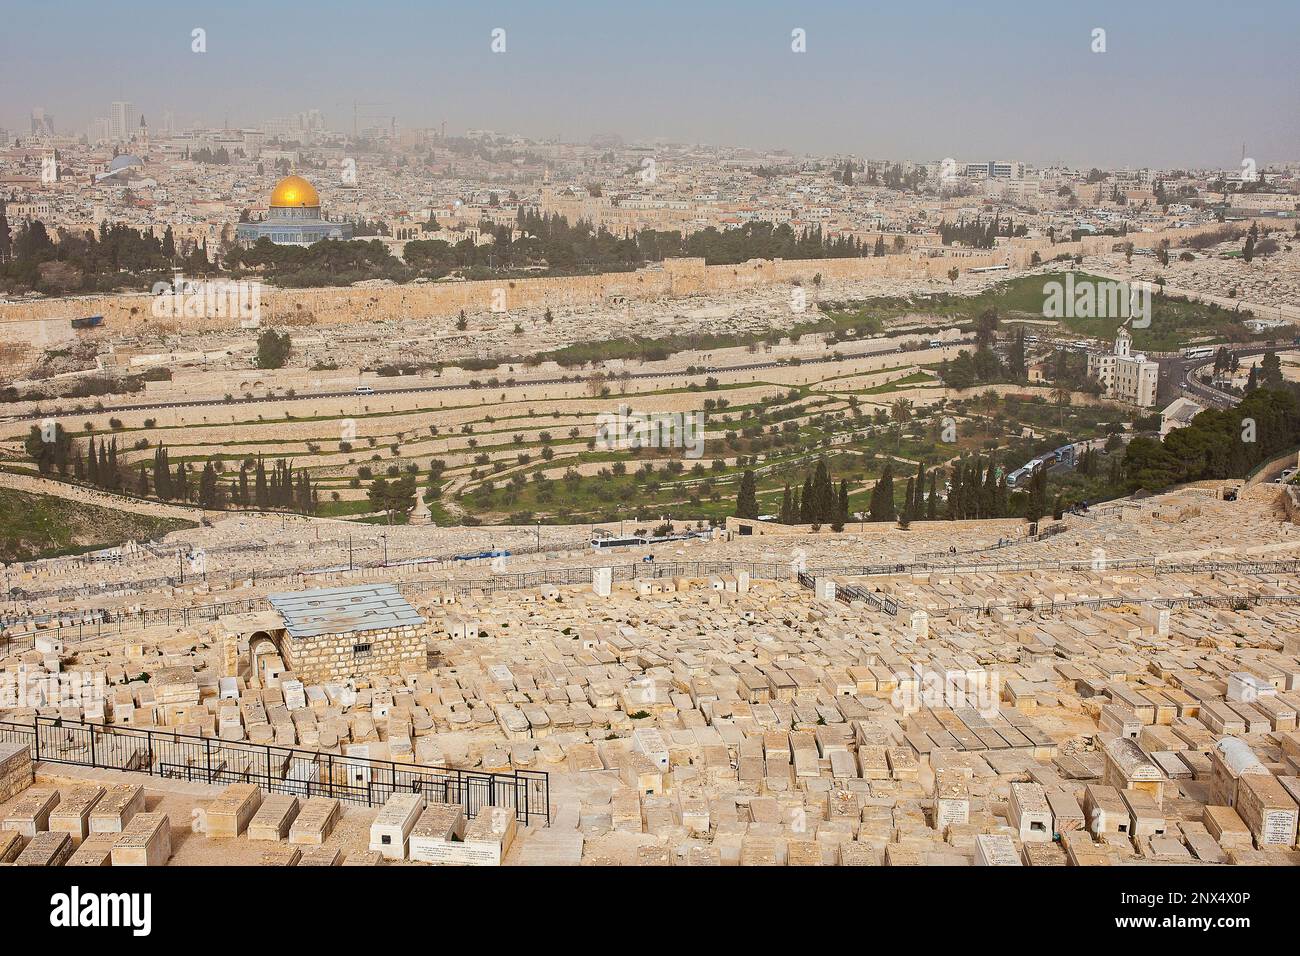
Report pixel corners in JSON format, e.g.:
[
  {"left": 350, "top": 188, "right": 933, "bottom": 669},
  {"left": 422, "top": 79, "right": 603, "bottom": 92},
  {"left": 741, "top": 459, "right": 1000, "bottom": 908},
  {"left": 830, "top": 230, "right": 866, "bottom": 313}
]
[{"left": 269, "top": 175, "right": 320, "bottom": 208}]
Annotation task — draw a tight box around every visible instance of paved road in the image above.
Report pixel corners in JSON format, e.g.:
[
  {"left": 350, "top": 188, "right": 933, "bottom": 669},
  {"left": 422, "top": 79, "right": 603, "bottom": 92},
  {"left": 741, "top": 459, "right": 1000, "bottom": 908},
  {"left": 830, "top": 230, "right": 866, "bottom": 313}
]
[{"left": 1174, "top": 344, "right": 1277, "bottom": 410}]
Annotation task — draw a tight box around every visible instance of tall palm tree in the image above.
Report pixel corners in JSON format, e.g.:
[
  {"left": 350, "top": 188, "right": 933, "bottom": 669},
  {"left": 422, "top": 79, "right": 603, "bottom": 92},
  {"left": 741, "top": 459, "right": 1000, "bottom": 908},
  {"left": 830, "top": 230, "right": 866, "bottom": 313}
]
[{"left": 1050, "top": 385, "right": 1071, "bottom": 426}]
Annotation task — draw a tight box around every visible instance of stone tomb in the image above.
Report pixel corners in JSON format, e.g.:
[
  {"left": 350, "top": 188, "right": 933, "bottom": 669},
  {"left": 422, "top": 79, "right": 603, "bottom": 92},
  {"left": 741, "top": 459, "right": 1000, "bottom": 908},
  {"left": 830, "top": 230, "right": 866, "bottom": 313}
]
[
  {"left": 3, "top": 787, "right": 59, "bottom": 838},
  {"left": 49, "top": 786, "right": 106, "bottom": 844},
  {"left": 368, "top": 792, "right": 426, "bottom": 860},
  {"left": 933, "top": 770, "right": 970, "bottom": 830},
  {"left": 1009, "top": 782, "right": 1053, "bottom": 842},
  {"left": 289, "top": 797, "right": 341, "bottom": 845},
  {"left": 266, "top": 585, "right": 429, "bottom": 684},
  {"left": 408, "top": 805, "right": 514, "bottom": 865},
  {"left": 207, "top": 783, "right": 264, "bottom": 839},
  {"left": 111, "top": 812, "right": 173, "bottom": 866},
  {"left": 89, "top": 785, "right": 147, "bottom": 834},
  {"left": 248, "top": 794, "right": 301, "bottom": 841},
  {"left": 298, "top": 845, "right": 344, "bottom": 866},
  {"left": 460, "top": 806, "right": 517, "bottom": 865},
  {"left": 1084, "top": 784, "right": 1131, "bottom": 836},
  {"left": 1235, "top": 774, "right": 1299, "bottom": 847},
  {"left": 0, "top": 829, "right": 23, "bottom": 863},
  {"left": 261, "top": 844, "right": 302, "bottom": 866},
  {"left": 15, "top": 830, "right": 73, "bottom": 867},
  {"left": 66, "top": 832, "right": 120, "bottom": 866},
  {"left": 408, "top": 802, "right": 467, "bottom": 863},
  {"left": 974, "top": 832, "right": 1023, "bottom": 866}
]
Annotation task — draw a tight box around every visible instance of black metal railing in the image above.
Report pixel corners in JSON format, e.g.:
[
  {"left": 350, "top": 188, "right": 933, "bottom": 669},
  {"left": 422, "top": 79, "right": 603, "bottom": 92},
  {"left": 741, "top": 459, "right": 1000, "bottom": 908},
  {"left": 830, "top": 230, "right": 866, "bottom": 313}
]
[
  {"left": 797, "top": 570, "right": 899, "bottom": 615},
  {"left": 0, "top": 717, "right": 549, "bottom": 825},
  {"left": 835, "top": 582, "right": 900, "bottom": 615}
]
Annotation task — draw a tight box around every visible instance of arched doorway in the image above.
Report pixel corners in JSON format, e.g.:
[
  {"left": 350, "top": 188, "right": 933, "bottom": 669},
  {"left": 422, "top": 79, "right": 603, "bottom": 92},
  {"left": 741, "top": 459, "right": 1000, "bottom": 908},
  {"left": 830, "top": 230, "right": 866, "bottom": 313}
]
[{"left": 247, "top": 630, "right": 285, "bottom": 687}]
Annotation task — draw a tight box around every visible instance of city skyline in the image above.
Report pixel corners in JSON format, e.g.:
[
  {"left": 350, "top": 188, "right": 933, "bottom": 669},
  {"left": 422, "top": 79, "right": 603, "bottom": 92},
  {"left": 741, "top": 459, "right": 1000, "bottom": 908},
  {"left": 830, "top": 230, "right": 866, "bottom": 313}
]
[{"left": 2, "top": 0, "right": 1298, "bottom": 169}]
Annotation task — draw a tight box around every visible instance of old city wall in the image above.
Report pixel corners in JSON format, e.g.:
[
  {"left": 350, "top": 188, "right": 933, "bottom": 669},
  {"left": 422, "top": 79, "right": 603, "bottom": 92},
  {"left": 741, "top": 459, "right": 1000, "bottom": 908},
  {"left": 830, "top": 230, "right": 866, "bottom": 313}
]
[{"left": 0, "top": 219, "right": 1257, "bottom": 342}]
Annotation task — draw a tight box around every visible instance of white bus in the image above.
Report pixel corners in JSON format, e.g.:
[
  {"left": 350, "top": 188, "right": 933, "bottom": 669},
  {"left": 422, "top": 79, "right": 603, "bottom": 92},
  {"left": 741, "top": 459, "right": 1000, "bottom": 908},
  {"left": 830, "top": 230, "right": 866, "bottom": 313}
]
[{"left": 1182, "top": 346, "right": 1215, "bottom": 360}]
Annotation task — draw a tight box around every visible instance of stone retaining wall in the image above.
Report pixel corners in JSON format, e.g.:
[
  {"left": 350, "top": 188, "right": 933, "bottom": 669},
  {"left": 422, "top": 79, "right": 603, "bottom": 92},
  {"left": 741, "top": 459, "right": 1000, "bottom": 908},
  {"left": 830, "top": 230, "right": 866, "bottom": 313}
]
[{"left": 0, "top": 740, "right": 34, "bottom": 802}]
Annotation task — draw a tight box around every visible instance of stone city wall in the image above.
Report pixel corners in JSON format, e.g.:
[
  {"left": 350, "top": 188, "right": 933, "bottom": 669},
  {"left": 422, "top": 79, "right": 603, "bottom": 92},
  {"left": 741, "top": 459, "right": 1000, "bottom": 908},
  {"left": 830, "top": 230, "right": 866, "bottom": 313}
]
[{"left": 0, "top": 220, "right": 1254, "bottom": 342}]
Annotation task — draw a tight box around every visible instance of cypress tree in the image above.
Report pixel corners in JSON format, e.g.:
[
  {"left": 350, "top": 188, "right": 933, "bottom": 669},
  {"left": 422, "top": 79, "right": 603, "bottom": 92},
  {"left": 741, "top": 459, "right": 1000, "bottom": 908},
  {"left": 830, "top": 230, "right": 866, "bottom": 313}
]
[
  {"left": 870, "top": 462, "right": 896, "bottom": 522},
  {"left": 157, "top": 446, "right": 172, "bottom": 500},
  {"left": 254, "top": 457, "right": 268, "bottom": 509},
  {"left": 735, "top": 469, "right": 758, "bottom": 519},
  {"left": 107, "top": 438, "right": 119, "bottom": 489},
  {"left": 199, "top": 462, "right": 218, "bottom": 509},
  {"left": 982, "top": 459, "right": 997, "bottom": 517},
  {"left": 87, "top": 437, "right": 100, "bottom": 486},
  {"left": 811, "top": 458, "right": 834, "bottom": 523}
]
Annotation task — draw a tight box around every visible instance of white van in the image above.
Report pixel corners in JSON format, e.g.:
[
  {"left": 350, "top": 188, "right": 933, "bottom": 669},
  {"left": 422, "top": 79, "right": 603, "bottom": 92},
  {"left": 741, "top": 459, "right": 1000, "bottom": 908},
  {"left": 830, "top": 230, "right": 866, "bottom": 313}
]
[{"left": 355, "top": 385, "right": 374, "bottom": 395}]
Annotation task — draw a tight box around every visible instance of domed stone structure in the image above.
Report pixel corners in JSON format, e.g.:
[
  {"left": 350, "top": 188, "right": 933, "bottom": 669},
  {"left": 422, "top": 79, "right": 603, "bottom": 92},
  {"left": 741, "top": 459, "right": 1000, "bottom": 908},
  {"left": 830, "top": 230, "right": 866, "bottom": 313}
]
[
  {"left": 236, "top": 174, "right": 352, "bottom": 246},
  {"left": 269, "top": 175, "right": 320, "bottom": 209},
  {"left": 107, "top": 154, "right": 144, "bottom": 173}
]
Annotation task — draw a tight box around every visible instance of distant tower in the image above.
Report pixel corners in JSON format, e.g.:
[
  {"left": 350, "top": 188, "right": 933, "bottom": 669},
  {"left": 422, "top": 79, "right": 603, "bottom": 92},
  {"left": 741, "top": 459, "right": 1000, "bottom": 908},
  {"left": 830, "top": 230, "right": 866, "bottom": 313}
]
[
  {"left": 138, "top": 114, "right": 149, "bottom": 153},
  {"left": 1115, "top": 324, "right": 1132, "bottom": 358}
]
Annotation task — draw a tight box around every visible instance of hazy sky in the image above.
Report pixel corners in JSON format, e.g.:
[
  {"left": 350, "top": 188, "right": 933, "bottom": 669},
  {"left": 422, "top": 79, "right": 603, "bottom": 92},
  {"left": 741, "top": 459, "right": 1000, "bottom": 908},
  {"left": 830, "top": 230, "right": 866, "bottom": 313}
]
[{"left": 3, "top": 0, "right": 1297, "bottom": 169}]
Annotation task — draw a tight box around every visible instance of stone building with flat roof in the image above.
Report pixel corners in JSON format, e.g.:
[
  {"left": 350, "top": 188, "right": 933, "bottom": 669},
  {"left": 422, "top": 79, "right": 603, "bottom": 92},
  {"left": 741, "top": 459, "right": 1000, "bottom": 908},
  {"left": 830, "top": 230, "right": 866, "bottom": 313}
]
[{"left": 263, "top": 584, "right": 428, "bottom": 684}]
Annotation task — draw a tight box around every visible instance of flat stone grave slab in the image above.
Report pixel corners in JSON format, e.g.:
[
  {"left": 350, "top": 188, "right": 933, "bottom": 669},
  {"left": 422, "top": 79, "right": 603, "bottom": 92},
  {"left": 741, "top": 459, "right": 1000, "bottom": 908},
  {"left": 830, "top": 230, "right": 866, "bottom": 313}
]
[
  {"left": 89, "top": 785, "right": 146, "bottom": 834},
  {"left": 207, "top": 783, "right": 263, "bottom": 839},
  {"left": 15, "top": 830, "right": 72, "bottom": 866},
  {"left": 49, "top": 786, "right": 106, "bottom": 844},
  {"left": 111, "top": 812, "right": 172, "bottom": 867},
  {"left": 288, "top": 797, "right": 341, "bottom": 845},
  {"left": 248, "top": 794, "right": 300, "bottom": 841},
  {"left": 66, "top": 832, "right": 120, "bottom": 866},
  {"left": 4, "top": 788, "right": 60, "bottom": 838}
]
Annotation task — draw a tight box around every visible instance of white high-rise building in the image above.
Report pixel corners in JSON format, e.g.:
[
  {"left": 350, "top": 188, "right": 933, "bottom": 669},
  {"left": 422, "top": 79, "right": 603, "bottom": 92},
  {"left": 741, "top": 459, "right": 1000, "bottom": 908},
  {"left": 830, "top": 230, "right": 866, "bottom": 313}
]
[
  {"left": 30, "top": 108, "right": 55, "bottom": 136},
  {"left": 109, "top": 101, "right": 139, "bottom": 143},
  {"left": 88, "top": 117, "right": 111, "bottom": 144}
]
